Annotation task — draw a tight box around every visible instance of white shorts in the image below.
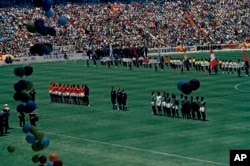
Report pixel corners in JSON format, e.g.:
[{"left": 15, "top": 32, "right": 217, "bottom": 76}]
[
  {"left": 172, "top": 105, "right": 178, "bottom": 110},
  {"left": 71, "top": 93, "right": 77, "bottom": 97},
  {"left": 151, "top": 102, "right": 155, "bottom": 106},
  {"left": 162, "top": 102, "right": 166, "bottom": 107},
  {"left": 200, "top": 107, "right": 205, "bottom": 112},
  {"left": 166, "top": 103, "right": 171, "bottom": 108},
  {"left": 79, "top": 93, "right": 85, "bottom": 97}
]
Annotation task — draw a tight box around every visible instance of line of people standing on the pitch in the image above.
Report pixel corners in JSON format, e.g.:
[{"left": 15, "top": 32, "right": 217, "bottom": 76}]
[
  {"left": 111, "top": 86, "right": 127, "bottom": 111},
  {"left": 220, "top": 59, "right": 249, "bottom": 76},
  {"left": 150, "top": 91, "right": 207, "bottom": 121},
  {"left": 49, "top": 82, "right": 90, "bottom": 106}
]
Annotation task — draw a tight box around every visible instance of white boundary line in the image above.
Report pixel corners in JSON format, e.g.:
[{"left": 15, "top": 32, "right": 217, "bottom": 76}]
[
  {"left": 43, "top": 131, "right": 227, "bottom": 166},
  {"left": 235, "top": 81, "right": 250, "bottom": 92}
]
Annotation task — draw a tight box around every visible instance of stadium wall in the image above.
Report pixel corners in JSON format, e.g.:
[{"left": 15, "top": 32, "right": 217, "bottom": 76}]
[{"left": 0, "top": 44, "right": 249, "bottom": 65}]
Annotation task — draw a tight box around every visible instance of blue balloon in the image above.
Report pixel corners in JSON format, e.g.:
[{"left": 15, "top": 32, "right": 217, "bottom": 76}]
[
  {"left": 47, "top": 161, "right": 54, "bottom": 166},
  {"left": 58, "top": 16, "right": 67, "bottom": 26},
  {"left": 14, "top": 81, "right": 25, "bottom": 92},
  {"left": 42, "top": 45, "right": 52, "bottom": 55},
  {"left": 42, "top": 0, "right": 52, "bottom": 11},
  {"left": 181, "top": 82, "right": 193, "bottom": 95},
  {"left": 41, "top": 137, "right": 50, "bottom": 148},
  {"left": 45, "top": 9, "right": 54, "bottom": 18},
  {"left": 22, "top": 124, "right": 31, "bottom": 133},
  {"left": 36, "top": 23, "right": 47, "bottom": 35},
  {"left": 25, "top": 100, "right": 37, "bottom": 113},
  {"left": 177, "top": 80, "right": 187, "bottom": 91},
  {"left": 26, "top": 133, "right": 36, "bottom": 144}
]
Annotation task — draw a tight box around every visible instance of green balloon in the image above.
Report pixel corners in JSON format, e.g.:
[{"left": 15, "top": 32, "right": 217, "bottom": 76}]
[
  {"left": 30, "top": 126, "right": 38, "bottom": 135},
  {"left": 35, "top": 131, "right": 45, "bottom": 141},
  {"left": 33, "top": 155, "right": 39, "bottom": 161},
  {"left": 35, "top": 141, "right": 44, "bottom": 150},
  {"left": 14, "top": 67, "right": 25, "bottom": 77},
  {"left": 26, "top": 22, "right": 36, "bottom": 33},
  {"left": 20, "top": 92, "right": 30, "bottom": 103},
  {"left": 25, "top": 80, "right": 33, "bottom": 91},
  {"left": 31, "top": 143, "right": 40, "bottom": 152},
  {"left": 32, "top": 154, "right": 40, "bottom": 163},
  {"left": 7, "top": 145, "right": 15, "bottom": 153}
]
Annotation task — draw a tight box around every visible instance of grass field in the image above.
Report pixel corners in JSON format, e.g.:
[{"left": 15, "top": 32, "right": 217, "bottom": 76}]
[{"left": 0, "top": 50, "right": 250, "bottom": 166}]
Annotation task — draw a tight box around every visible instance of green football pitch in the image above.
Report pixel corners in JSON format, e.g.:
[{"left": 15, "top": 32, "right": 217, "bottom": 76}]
[{"left": 0, "top": 50, "right": 250, "bottom": 166}]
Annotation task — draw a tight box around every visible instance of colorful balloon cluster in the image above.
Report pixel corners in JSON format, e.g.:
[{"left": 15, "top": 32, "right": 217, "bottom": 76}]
[
  {"left": 9, "top": 65, "right": 64, "bottom": 165},
  {"left": 26, "top": 19, "right": 56, "bottom": 36},
  {"left": 27, "top": 0, "right": 68, "bottom": 56},
  {"left": 177, "top": 79, "right": 200, "bottom": 95},
  {"left": 23, "top": 124, "right": 63, "bottom": 165},
  {"left": 23, "top": 125, "right": 49, "bottom": 151},
  {"left": 13, "top": 66, "right": 37, "bottom": 114},
  {"left": 29, "top": 43, "right": 53, "bottom": 56}
]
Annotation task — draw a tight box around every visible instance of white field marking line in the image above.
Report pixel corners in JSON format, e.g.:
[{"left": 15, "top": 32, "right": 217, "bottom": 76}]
[
  {"left": 45, "top": 131, "right": 226, "bottom": 166},
  {"left": 235, "top": 81, "right": 250, "bottom": 92}
]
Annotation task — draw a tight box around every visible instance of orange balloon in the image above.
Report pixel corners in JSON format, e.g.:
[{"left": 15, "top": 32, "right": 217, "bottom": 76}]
[{"left": 49, "top": 153, "right": 59, "bottom": 162}]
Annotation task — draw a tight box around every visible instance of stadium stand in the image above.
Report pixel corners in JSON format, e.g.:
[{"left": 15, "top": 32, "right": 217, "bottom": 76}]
[{"left": 0, "top": 0, "right": 249, "bottom": 57}]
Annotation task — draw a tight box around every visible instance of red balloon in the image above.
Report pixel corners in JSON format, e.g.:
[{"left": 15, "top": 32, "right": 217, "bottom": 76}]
[{"left": 49, "top": 153, "right": 59, "bottom": 162}]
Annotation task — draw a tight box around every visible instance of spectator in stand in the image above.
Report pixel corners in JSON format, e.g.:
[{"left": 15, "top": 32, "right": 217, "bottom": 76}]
[{"left": 0, "top": 1, "right": 248, "bottom": 58}]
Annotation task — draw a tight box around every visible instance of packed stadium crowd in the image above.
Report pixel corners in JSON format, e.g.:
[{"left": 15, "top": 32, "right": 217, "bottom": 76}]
[{"left": 0, "top": 0, "right": 249, "bottom": 57}]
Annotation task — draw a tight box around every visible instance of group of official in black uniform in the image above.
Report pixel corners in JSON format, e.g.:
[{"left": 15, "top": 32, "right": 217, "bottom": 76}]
[
  {"left": 151, "top": 91, "right": 207, "bottom": 121},
  {"left": 111, "top": 87, "right": 128, "bottom": 111}
]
